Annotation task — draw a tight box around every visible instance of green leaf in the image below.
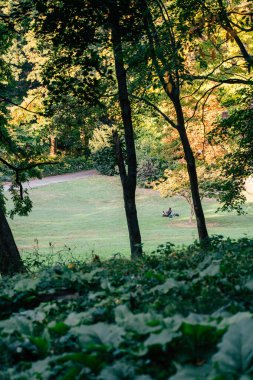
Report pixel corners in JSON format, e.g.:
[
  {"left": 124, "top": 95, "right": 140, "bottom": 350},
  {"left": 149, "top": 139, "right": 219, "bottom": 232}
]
[
  {"left": 219, "top": 312, "right": 252, "bottom": 328},
  {"left": 70, "top": 322, "right": 125, "bottom": 348},
  {"left": 212, "top": 317, "right": 253, "bottom": 378},
  {"left": 98, "top": 362, "right": 135, "bottom": 380},
  {"left": 81, "top": 268, "right": 104, "bottom": 282},
  {"left": 244, "top": 279, "right": 253, "bottom": 291},
  {"left": 0, "top": 315, "right": 33, "bottom": 336},
  {"left": 64, "top": 311, "right": 93, "bottom": 326},
  {"left": 199, "top": 262, "right": 220, "bottom": 278},
  {"left": 144, "top": 329, "right": 179, "bottom": 348},
  {"left": 115, "top": 305, "right": 162, "bottom": 335},
  {"left": 57, "top": 352, "right": 102, "bottom": 371},
  {"left": 59, "top": 366, "right": 81, "bottom": 380},
  {"left": 169, "top": 364, "right": 212, "bottom": 380},
  {"left": 29, "top": 336, "right": 49, "bottom": 356},
  {"left": 14, "top": 278, "right": 40, "bottom": 292},
  {"left": 149, "top": 278, "right": 183, "bottom": 294},
  {"left": 48, "top": 321, "right": 69, "bottom": 335}
]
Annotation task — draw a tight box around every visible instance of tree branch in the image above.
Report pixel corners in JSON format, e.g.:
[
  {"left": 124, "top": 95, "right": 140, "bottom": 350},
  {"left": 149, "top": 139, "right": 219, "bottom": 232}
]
[
  {"left": 0, "top": 96, "right": 45, "bottom": 116},
  {"left": 131, "top": 94, "right": 177, "bottom": 129},
  {"left": 186, "top": 83, "right": 222, "bottom": 123},
  {"left": 184, "top": 75, "right": 253, "bottom": 85}
]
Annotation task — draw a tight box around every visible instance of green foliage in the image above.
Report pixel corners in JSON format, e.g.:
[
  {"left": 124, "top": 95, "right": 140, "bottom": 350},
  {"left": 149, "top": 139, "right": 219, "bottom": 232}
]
[
  {"left": 92, "top": 147, "right": 117, "bottom": 176},
  {"left": 0, "top": 157, "right": 92, "bottom": 182},
  {"left": 90, "top": 125, "right": 117, "bottom": 176},
  {"left": 1, "top": 236, "right": 253, "bottom": 379},
  {"left": 90, "top": 125, "right": 127, "bottom": 176},
  {"left": 8, "top": 186, "right": 33, "bottom": 219},
  {"left": 137, "top": 157, "right": 167, "bottom": 187},
  {"left": 212, "top": 318, "right": 253, "bottom": 379},
  {"left": 209, "top": 88, "right": 253, "bottom": 213},
  {"left": 41, "top": 156, "right": 93, "bottom": 177}
]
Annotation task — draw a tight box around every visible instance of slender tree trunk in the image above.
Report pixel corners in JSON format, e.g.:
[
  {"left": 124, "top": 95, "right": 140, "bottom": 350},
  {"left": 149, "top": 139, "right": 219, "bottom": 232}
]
[
  {"left": 0, "top": 208, "right": 25, "bottom": 275},
  {"left": 216, "top": 0, "right": 252, "bottom": 71},
  {"left": 174, "top": 97, "right": 209, "bottom": 241},
  {"left": 50, "top": 135, "right": 57, "bottom": 156},
  {"left": 139, "top": 0, "right": 208, "bottom": 243},
  {"left": 109, "top": 5, "right": 142, "bottom": 259}
]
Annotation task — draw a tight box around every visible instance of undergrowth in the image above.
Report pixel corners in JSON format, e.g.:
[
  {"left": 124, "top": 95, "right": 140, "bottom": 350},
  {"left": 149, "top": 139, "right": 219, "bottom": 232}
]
[{"left": 1, "top": 236, "right": 253, "bottom": 379}]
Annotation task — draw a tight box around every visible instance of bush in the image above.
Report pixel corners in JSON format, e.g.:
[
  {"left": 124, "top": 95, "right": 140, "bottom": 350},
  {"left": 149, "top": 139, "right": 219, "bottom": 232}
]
[
  {"left": 41, "top": 156, "right": 93, "bottom": 177},
  {"left": 137, "top": 157, "right": 167, "bottom": 187},
  {"left": 0, "top": 157, "right": 93, "bottom": 183},
  {"left": 92, "top": 146, "right": 117, "bottom": 176},
  {"left": 89, "top": 125, "right": 118, "bottom": 176}
]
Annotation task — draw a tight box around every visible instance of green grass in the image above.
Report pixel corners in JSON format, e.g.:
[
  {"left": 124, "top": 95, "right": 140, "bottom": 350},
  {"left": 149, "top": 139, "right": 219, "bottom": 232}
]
[{"left": 6, "top": 174, "right": 253, "bottom": 259}]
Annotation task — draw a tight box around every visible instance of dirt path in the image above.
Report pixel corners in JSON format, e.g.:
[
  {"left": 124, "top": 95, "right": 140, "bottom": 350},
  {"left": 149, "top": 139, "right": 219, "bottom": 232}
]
[{"left": 4, "top": 169, "right": 98, "bottom": 190}]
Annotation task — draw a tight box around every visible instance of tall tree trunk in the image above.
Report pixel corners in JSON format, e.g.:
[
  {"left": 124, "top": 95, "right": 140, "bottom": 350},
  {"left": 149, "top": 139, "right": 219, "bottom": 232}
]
[
  {"left": 140, "top": 0, "right": 208, "bottom": 243},
  {"left": 0, "top": 208, "right": 25, "bottom": 275},
  {"left": 174, "top": 97, "right": 209, "bottom": 242},
  {"left": 109, "top": 5, "right": 142, "bottom": 259}
]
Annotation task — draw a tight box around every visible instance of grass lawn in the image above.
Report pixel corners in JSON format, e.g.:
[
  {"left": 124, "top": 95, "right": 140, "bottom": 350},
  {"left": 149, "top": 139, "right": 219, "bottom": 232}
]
[{"left": 6, "top": 173, "right": 253, "bottom": 259}]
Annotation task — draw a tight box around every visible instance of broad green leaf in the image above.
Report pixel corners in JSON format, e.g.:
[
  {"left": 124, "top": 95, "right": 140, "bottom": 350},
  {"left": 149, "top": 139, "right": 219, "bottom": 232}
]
[
  {"left": 98, "top": 362, "right": 135, "bottom": 380},
  {"left": 14, "top": 278, "right": 40, "bottom": 292},
  {"left": 244, "top": 279, "right": 253, "bottom": 291},
  {"left": 21, "top": 310, "right": 46, "bottom": 324},
  {"left": 219, "top": 312, "right": 252, "bottom": 328},
  {"left": 150, "top": 278, "right": 183, "bottom": 294},
  {"left": 115, "top": 305, "right": 162, "bottom": 334},
  {"left": 10, "top": 357, "right": 52, "bottom": 380},
  {"left": 64, "top": 311, "right": 93, "bottom": 326},
  {"left": 0, "top": 315, "right": 33, "bottom": 336},
  {"left": 212, "top": 317, "right": 253, "bottom": 378},
  {"left": 81, "top": 268, "right": 104, "bottom": 282},
  {"left": 59, "top": 366, "right": 81, "bottom": 380},
  {"left": 169, "top": 363, "right": 212, "bottom": 380},
  {"left": 199, "top": 262, "right": 220, "bottom": 278},
  {"left": 57, "top": 352, "right": 102, "bottom": 371},
  {"left": 70, "top": 322, "right": 124, "bottom": 348},
  {"left": 144, "top": 329, "right": 179, "bottom": 348},
  {"left": 183, "top": 313, "right": 210, "bottom": 325},
  {"left": 29, "top": 336, "right": 49, "bottom": 356},
  {"left": 48, "top": 321, "right": 69, "bottom": 335}
]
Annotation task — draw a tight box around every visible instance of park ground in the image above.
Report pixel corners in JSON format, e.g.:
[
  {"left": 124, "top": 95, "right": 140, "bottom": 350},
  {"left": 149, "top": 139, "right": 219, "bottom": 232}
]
[{"left": 6, "top": 170, "right": 253, "bottom": 259}]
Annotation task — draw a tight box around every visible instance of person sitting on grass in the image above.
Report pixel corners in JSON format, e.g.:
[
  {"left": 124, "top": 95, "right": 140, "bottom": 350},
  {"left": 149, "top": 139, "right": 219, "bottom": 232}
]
[
  {"left": 162, "top": 208, "right": 180, "bottom": 217},
  {"left": 162, "top": 207, "right": 172, "bottom": 217}
]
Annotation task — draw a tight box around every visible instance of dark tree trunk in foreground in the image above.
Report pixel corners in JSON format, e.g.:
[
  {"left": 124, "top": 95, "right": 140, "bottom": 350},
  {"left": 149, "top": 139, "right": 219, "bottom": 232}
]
[
  {"left": 174, "top": 97, "right": 209, "bottom": 242},
  {"left": 0, "top": 208, "right": 25, "bottom": 275},
  {"left": 109, "top": 5, "right": 142, "bottom": 259}
]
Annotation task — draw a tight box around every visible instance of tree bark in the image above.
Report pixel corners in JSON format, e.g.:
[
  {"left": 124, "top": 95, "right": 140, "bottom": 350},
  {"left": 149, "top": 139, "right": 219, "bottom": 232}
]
[
  {"left": 109, "top": 5, "right": 142, "bottom": 259},
  {"left": 0, "top": 208, "right": 25, "bottom": 275},
  {"left": 50, "top": 135, "right": 57, "bottom": 156},
  {"left": 174, "top": 97, "right": 209, "bottom": 242}
]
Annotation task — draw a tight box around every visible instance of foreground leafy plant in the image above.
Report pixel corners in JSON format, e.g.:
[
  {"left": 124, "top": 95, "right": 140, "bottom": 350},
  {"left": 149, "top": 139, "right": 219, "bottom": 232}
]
[{"left": 0, "top": 236, "right": 253, "bottom": 379}]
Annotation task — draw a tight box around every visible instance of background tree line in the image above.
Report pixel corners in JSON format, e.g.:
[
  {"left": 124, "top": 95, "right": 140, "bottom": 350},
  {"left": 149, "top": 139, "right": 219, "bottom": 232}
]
[{"left": 0, "top": 0, "right": 252, "bottom": 274}]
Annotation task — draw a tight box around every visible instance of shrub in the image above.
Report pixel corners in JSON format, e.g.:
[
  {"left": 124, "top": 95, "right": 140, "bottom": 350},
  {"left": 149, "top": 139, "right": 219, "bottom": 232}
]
[
  {"left": 92, "top": 146, "right": 117, "bottom": 176},
  {"left": 90, "top": 125, "right": 118, "bottom": 176},
  {"left": 137, "top": 157, "right": 167, "bottom": 187},
  {"left": 41, "top": 156, "right": 93, "bottom": 177}
]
